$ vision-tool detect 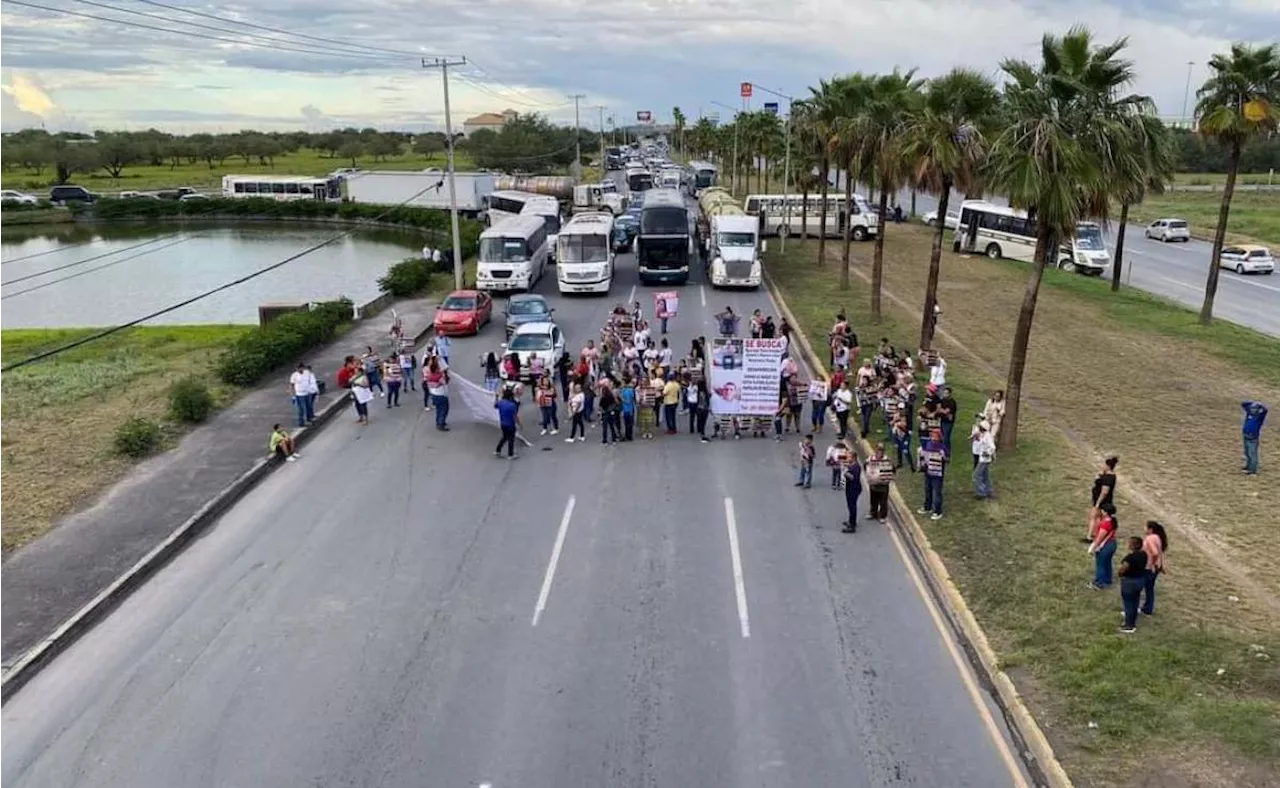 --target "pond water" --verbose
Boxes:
[0,223,424,328]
